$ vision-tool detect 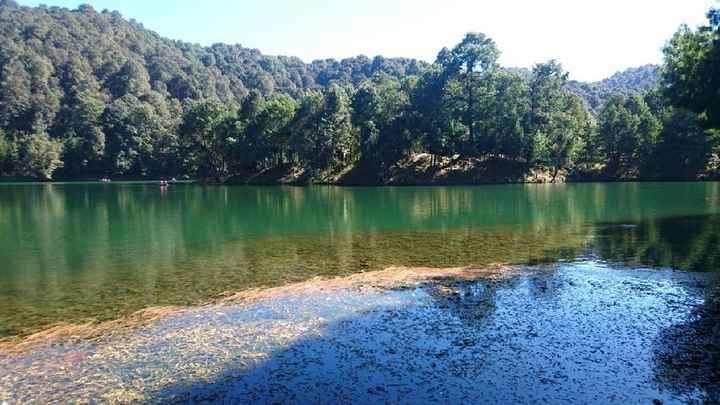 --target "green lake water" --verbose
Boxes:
[1,182,719,338]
